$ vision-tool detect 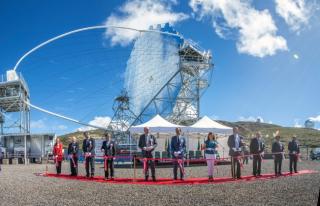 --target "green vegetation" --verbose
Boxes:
[219,121,320,148]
